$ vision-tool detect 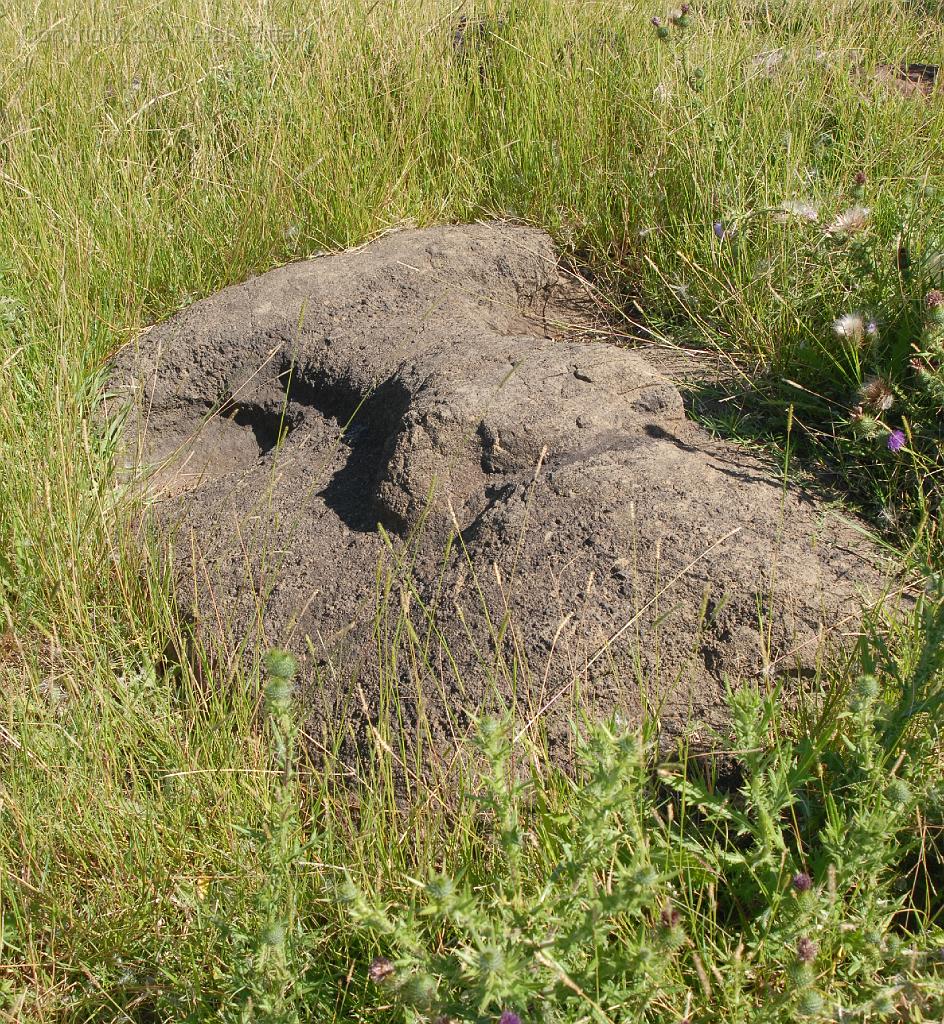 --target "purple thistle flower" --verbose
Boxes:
[887,428,906,453]
[499,1012,522,1024]
[797,936,818,962]
[792,871,813,892]
[713,220,727,240]
[368,956,396,984]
